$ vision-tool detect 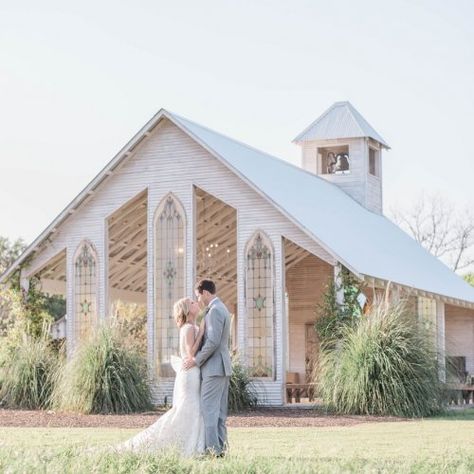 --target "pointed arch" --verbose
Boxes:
[245,230,275,378]
[73,240,98,344]
[154,193,186,377]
